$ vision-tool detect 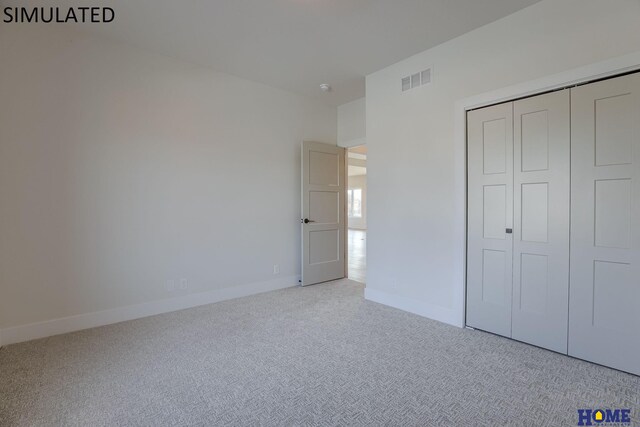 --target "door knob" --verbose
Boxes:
[302,218,315,224]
